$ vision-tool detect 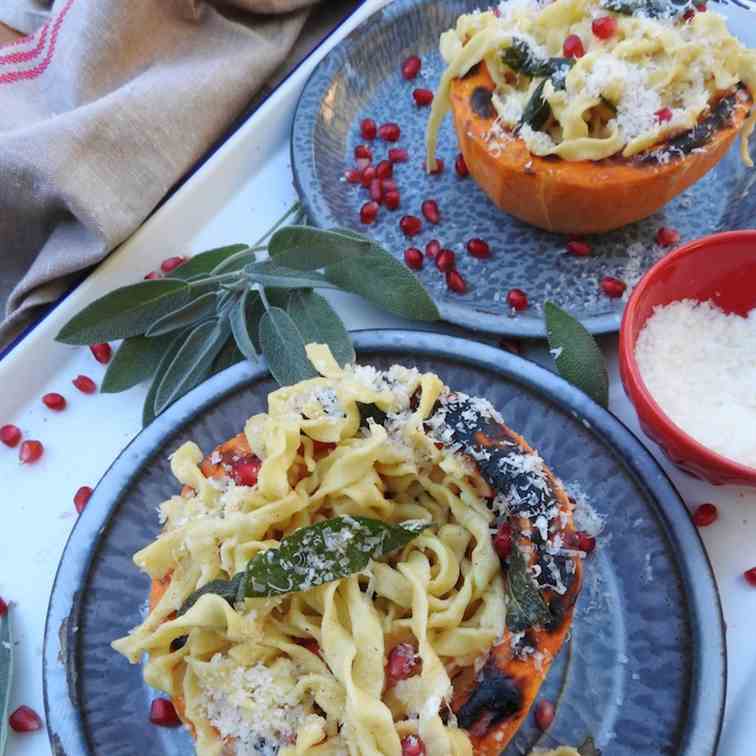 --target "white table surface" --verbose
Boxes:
[2,1,756,754]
